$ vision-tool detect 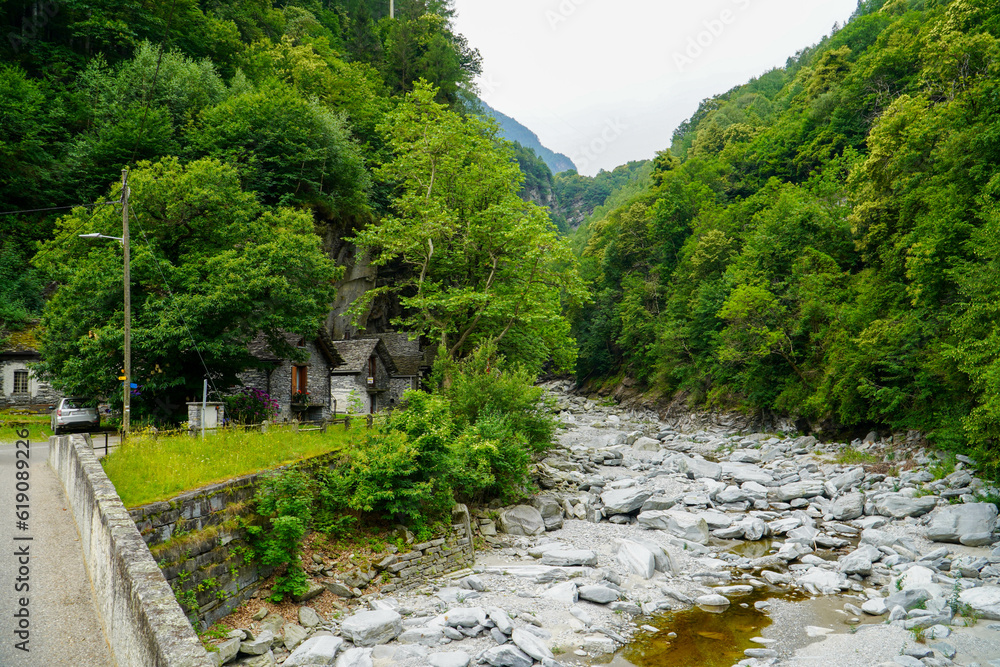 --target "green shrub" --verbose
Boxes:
[451,410,533,504]
[341,392,455,530]
[442,341,556,452]
[247,469,313,601]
